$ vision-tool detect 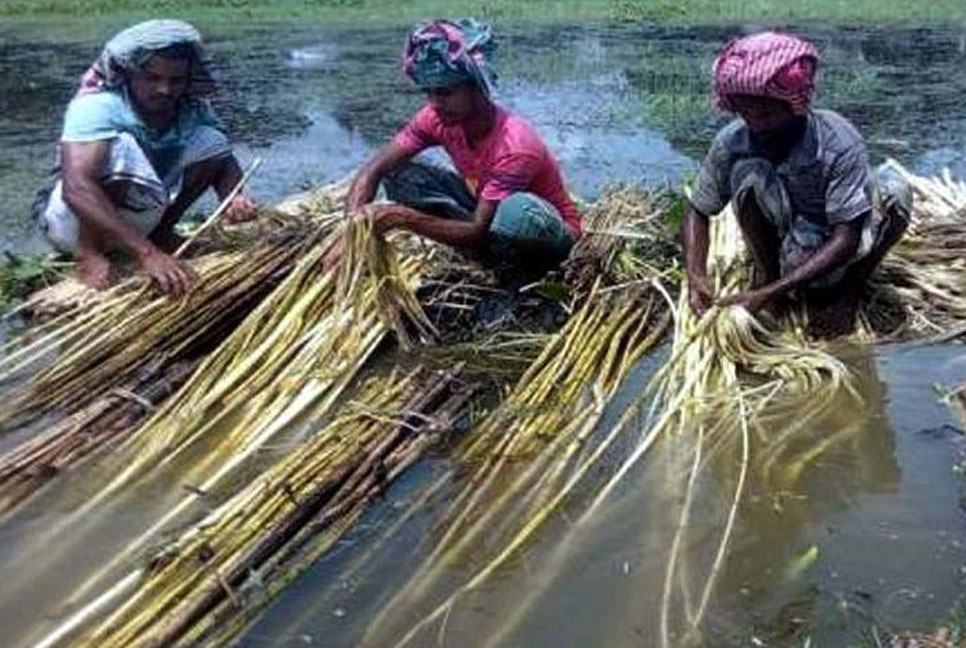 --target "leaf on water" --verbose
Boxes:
[533,279,570,304]
[784,544,820,582]
[664,195,687,236]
